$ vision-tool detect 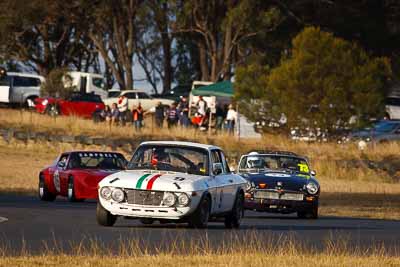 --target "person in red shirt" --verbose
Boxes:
[132,103,144,130]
